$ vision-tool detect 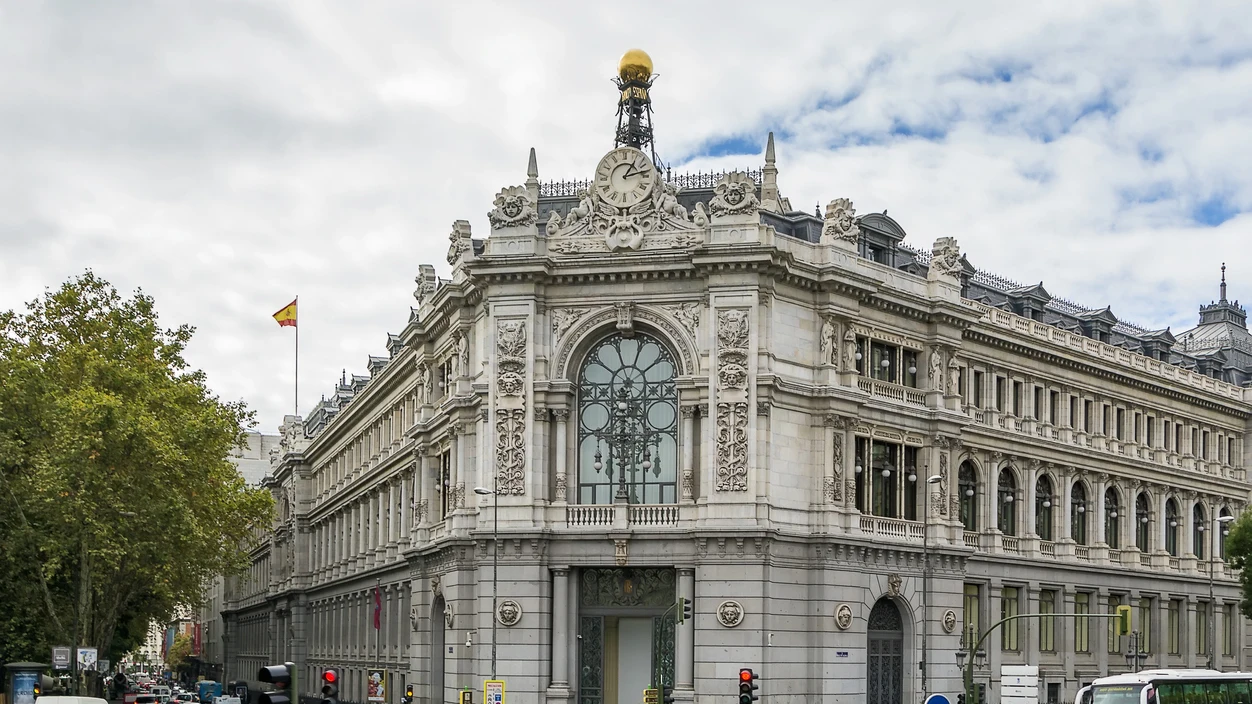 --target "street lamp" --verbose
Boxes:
[473,486,499,679]
[1208,513,1236,669]
[589,381,663,504]
[1125,630,1148,672]
[920,473,942,701]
